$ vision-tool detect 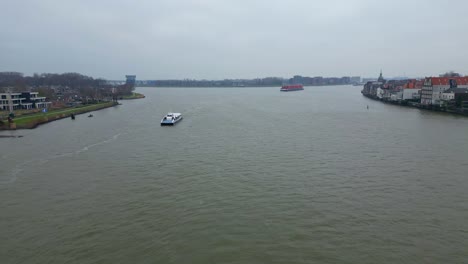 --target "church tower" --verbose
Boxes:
[377,70,385,83]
